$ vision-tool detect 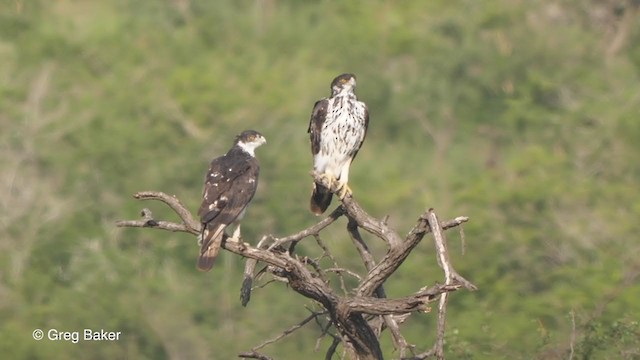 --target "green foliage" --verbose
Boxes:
[1,0,639,358]
[575,317,640,360]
